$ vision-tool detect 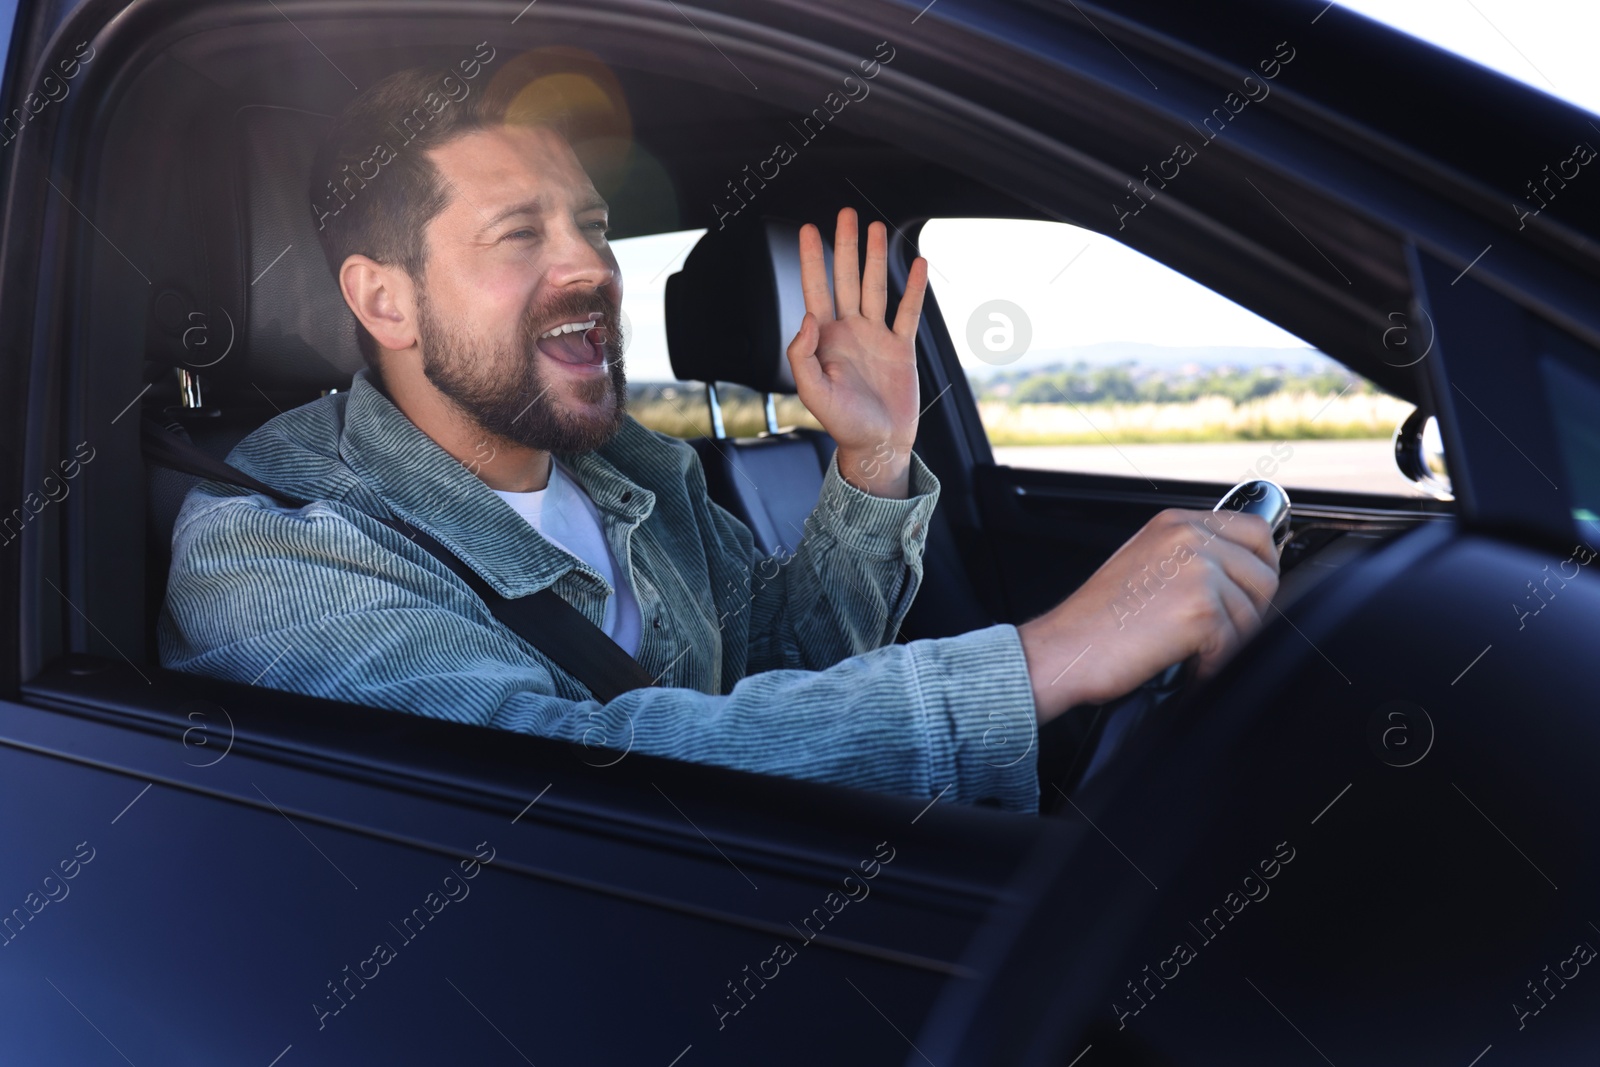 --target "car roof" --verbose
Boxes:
[32,0,1600,406]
